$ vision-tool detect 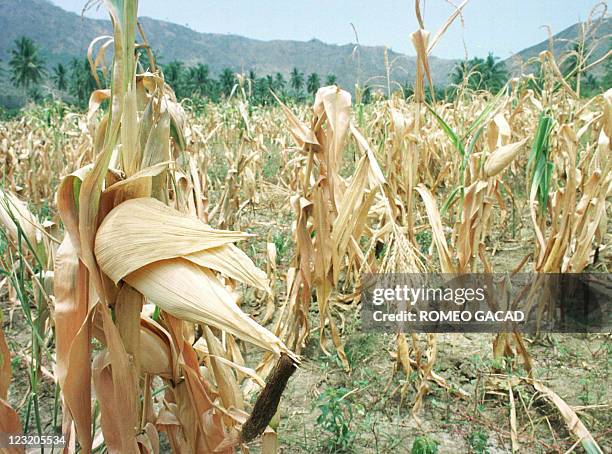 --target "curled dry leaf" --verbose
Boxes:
[140,317,177,380]
[94,197,251,284]
[484,139,528,178]
[124,258,295,360]
[415,184,456,273]
[185,244,271,294]
[272,91,319,149]
[0,398,23,454]
[523,378,604,454]
[53,236,92,452]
